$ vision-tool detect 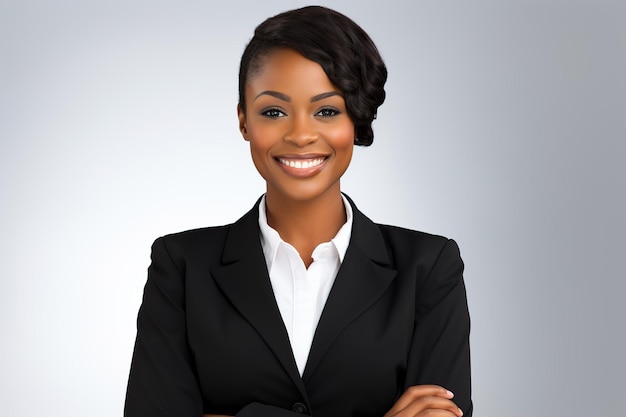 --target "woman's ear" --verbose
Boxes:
[237,104,249,141]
